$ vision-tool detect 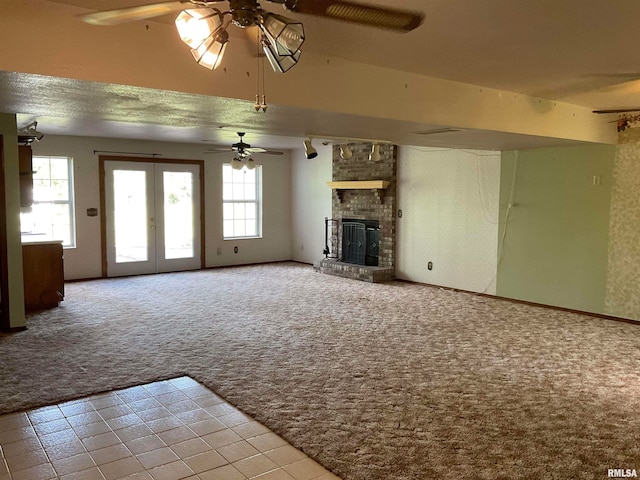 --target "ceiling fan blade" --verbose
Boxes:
[80,1,193,26]
[203,147,234,153]
[278,0,424,32]
[593,108,640,114]
[260,150,285,155]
